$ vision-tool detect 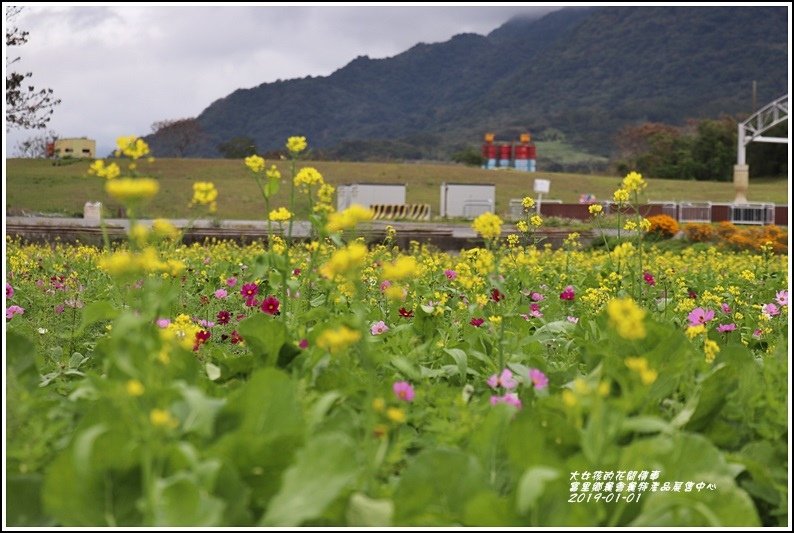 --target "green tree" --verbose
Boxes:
[451,146,485,167]
[217,136,257,159]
